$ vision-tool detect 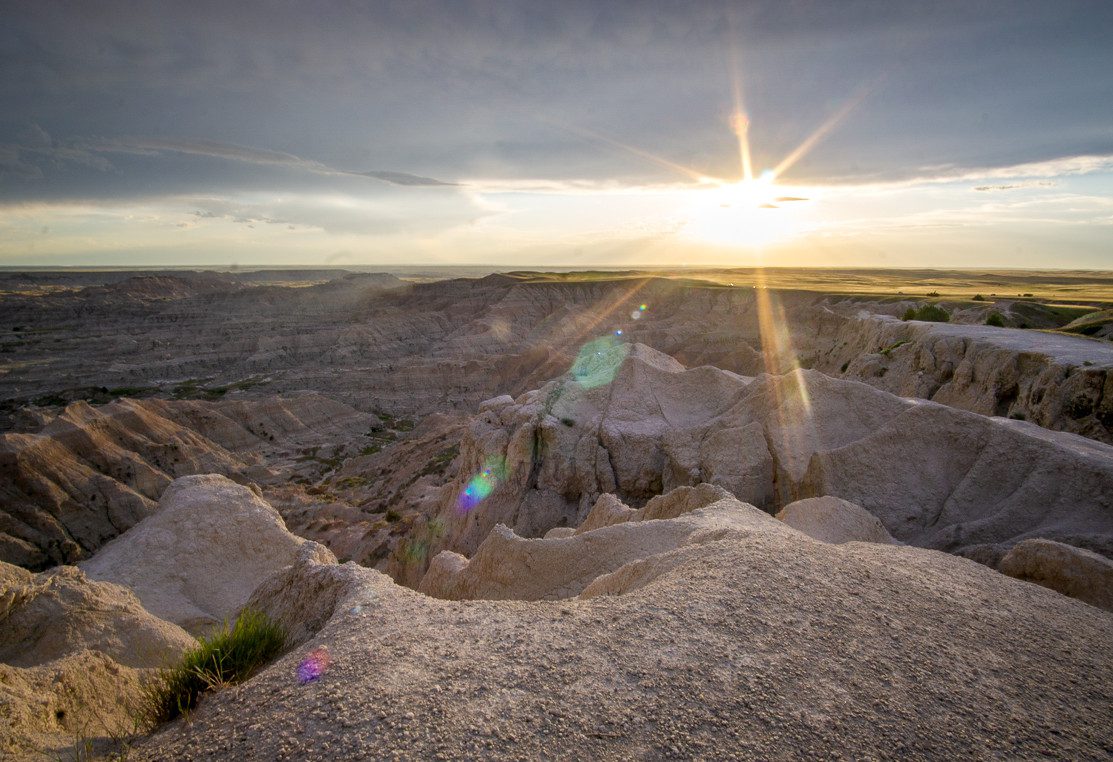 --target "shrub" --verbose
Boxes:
[973,294,986,301]
[985,312,1005,327]
[903,304,950,323]
[140,608,285,725]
